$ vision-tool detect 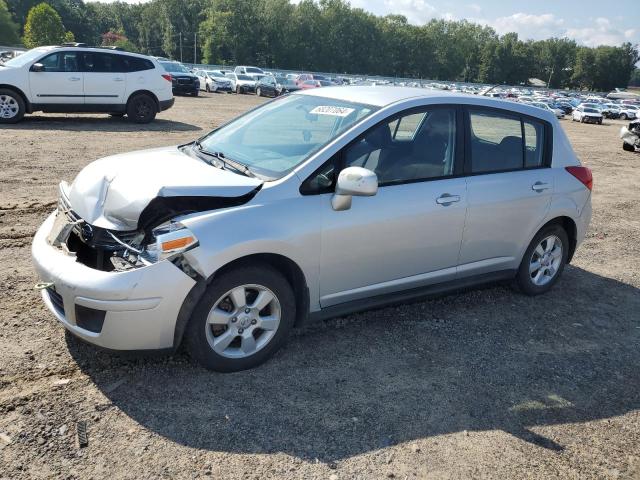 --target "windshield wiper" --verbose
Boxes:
[193,141,257,178]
